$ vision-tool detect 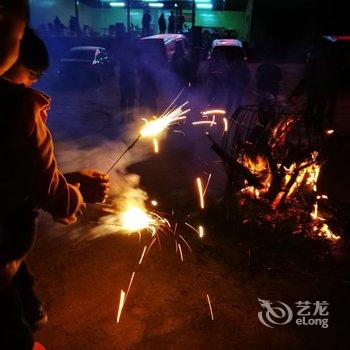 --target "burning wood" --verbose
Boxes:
[210,105,342,242]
